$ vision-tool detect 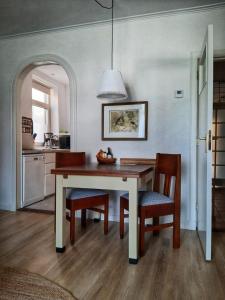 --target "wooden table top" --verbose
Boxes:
[51,163,154,178]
